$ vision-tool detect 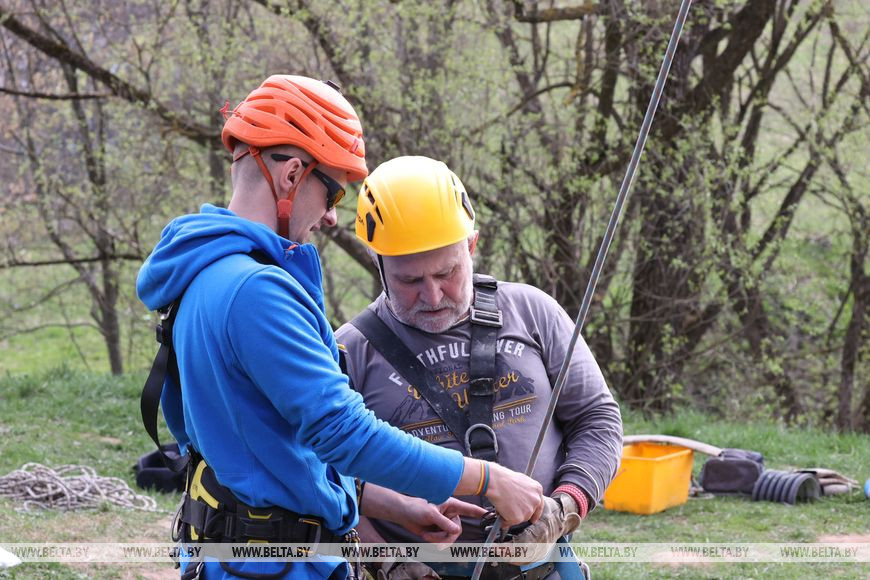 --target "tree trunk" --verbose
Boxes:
[99,258,124,375]
[838,221,868,431]
[622,157,705,413]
